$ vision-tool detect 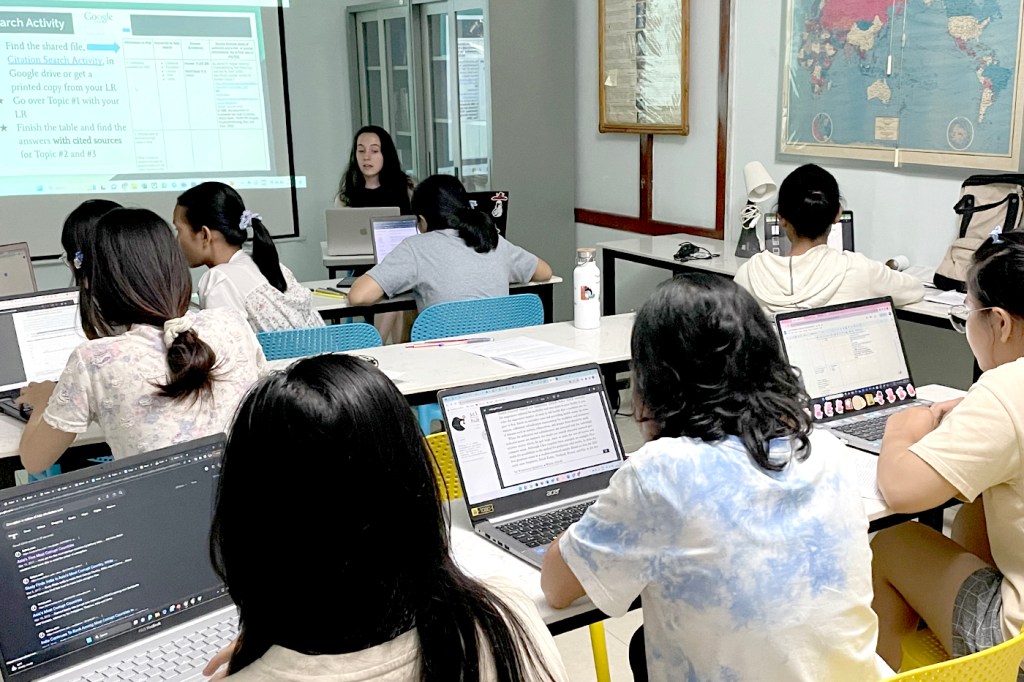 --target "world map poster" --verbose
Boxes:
[780,0,1024,169]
